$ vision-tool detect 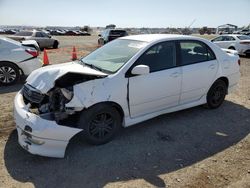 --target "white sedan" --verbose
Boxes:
[14,34,240,158]
[0,37,42,85]
[211,34,250,56]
